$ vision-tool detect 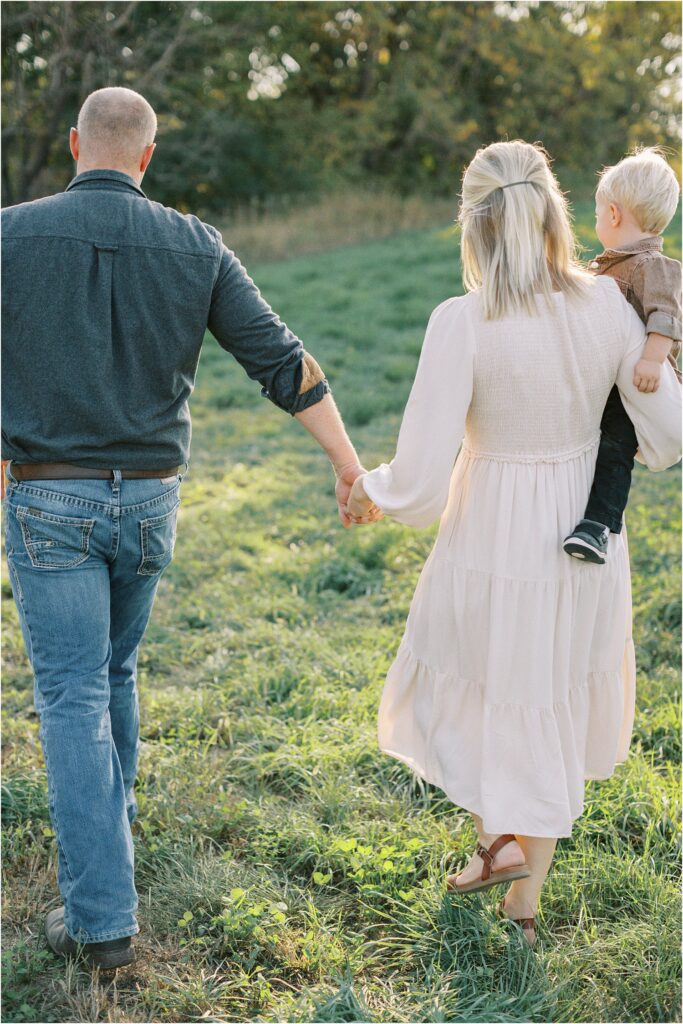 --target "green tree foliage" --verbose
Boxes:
[2,1,680,213]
